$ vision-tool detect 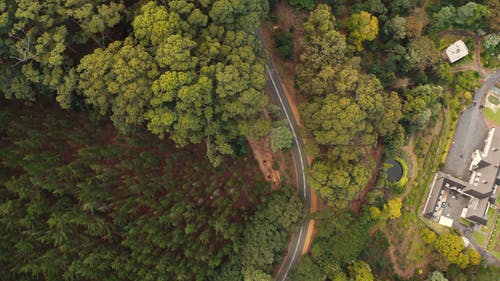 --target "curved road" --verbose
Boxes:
[256,30,312,281]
